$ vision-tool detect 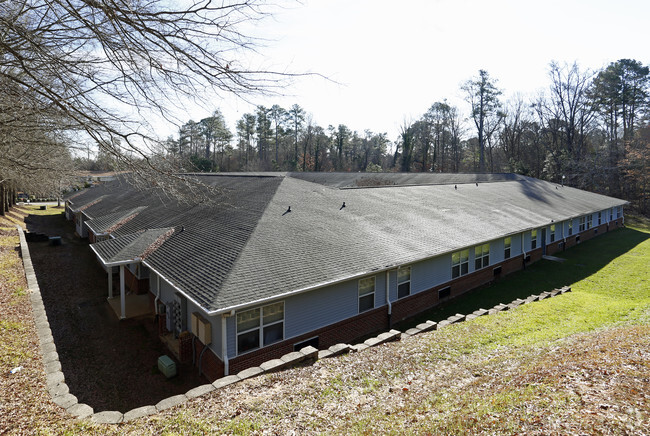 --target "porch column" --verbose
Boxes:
[108,268,113,299]
[119,265,126,319]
